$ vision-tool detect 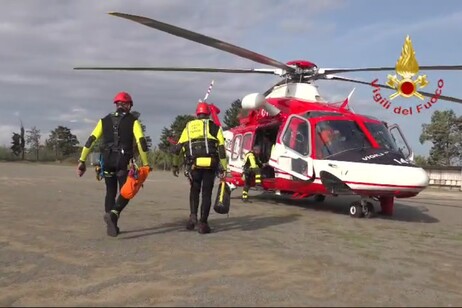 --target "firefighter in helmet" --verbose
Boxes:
[171,101,227,234]
[76,91,151,237]
[316,123,342,158]
[242,144,263,202]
